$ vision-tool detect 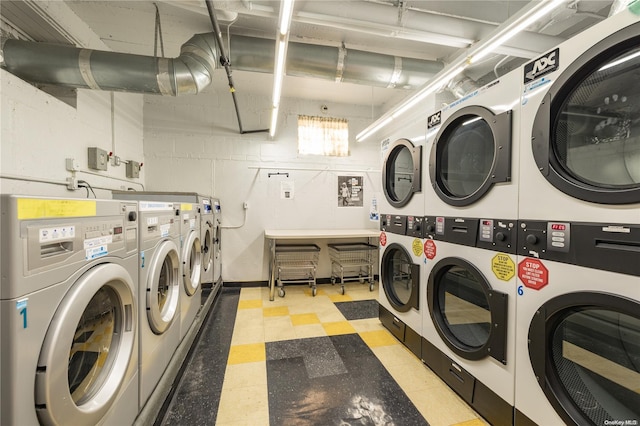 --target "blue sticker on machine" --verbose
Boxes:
[524,48,559,83]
